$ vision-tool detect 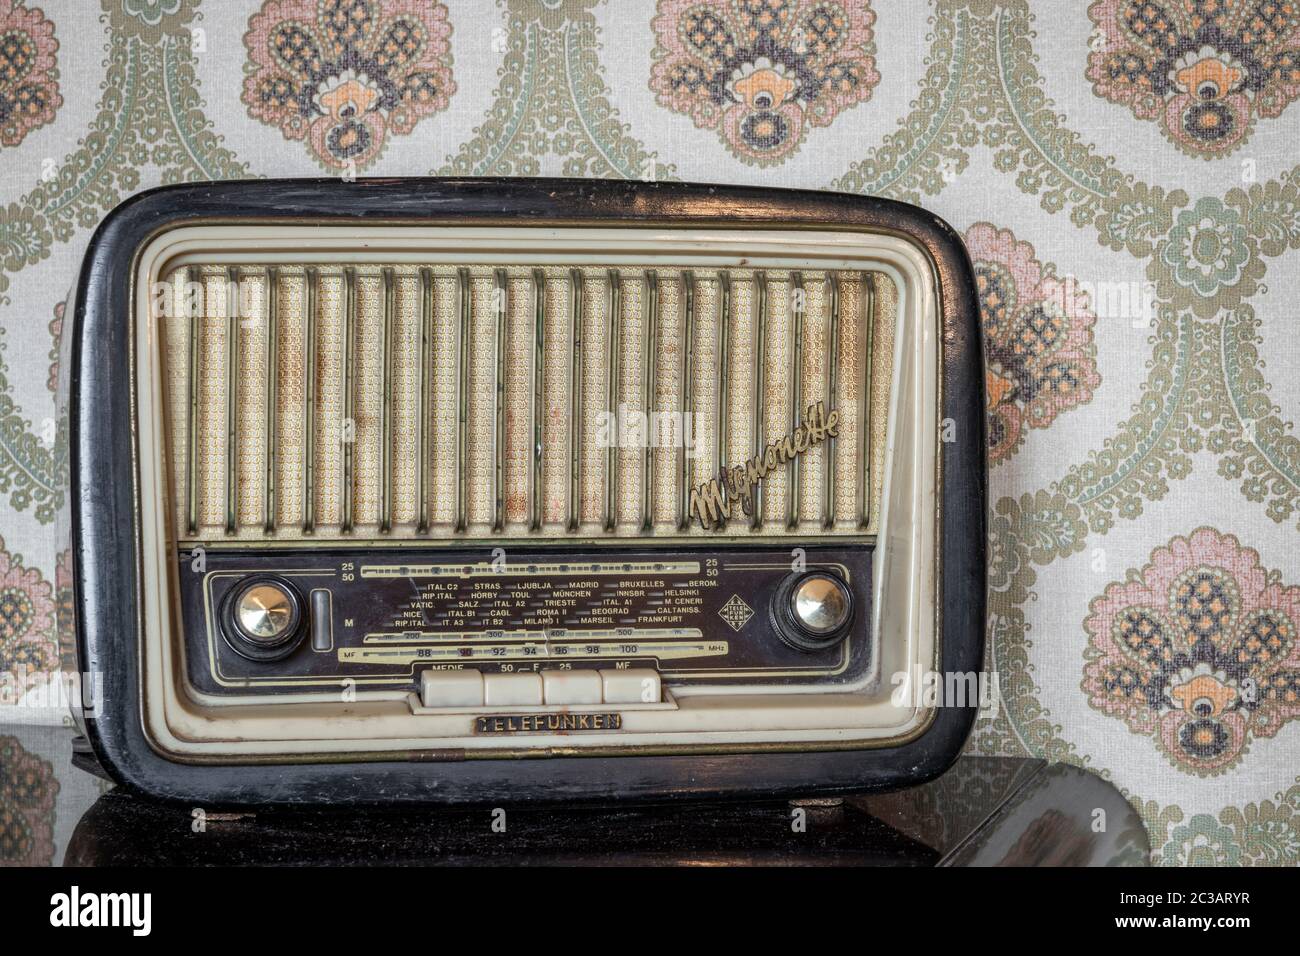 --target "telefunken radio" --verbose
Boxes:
[59,179,986,804]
